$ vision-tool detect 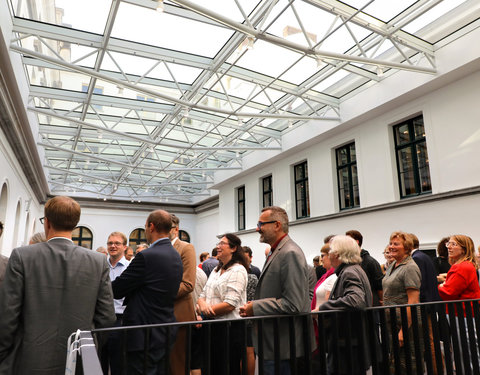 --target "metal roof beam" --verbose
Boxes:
[303,0,435,56]
[170,0,436,74]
